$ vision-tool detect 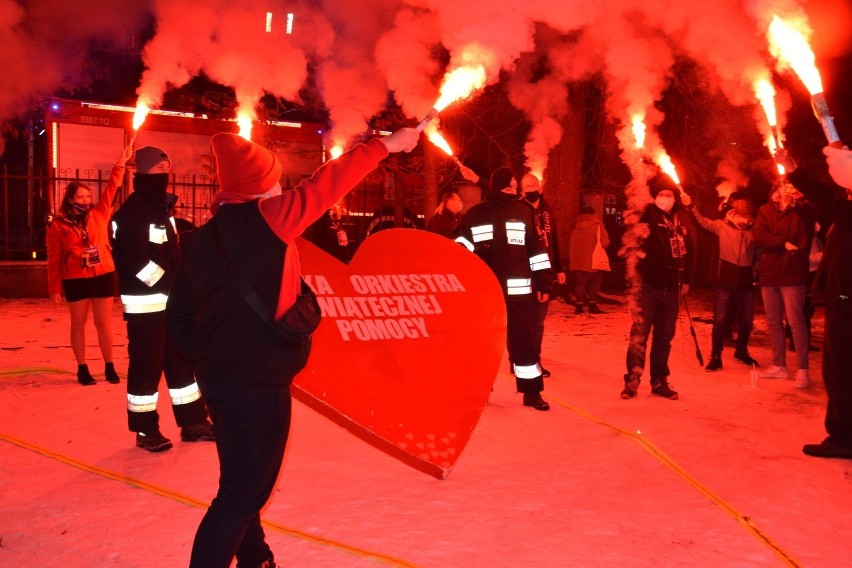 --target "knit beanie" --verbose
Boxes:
[648,173,679,198]
[490,167,516,193]
[211,133,282,198]
[134,146,170,174]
